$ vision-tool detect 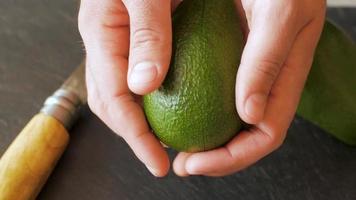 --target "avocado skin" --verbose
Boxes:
[297,21,356,146]
[143,0,244,152]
